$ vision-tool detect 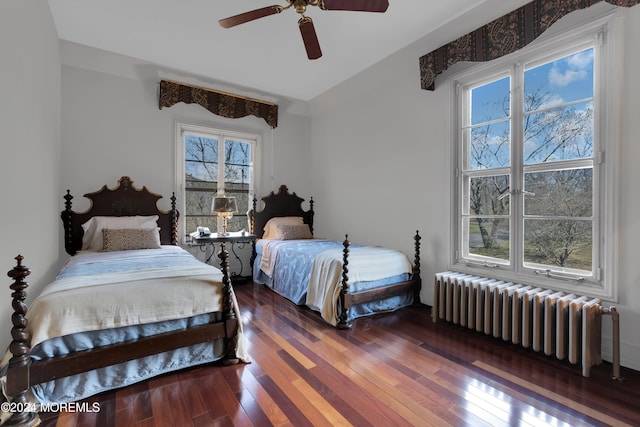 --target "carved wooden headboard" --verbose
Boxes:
[61,176,179,255]
[248,185,314,239]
